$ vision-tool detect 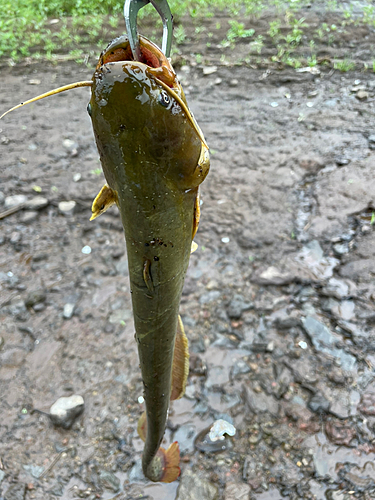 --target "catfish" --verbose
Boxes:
[0,34,209,483]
